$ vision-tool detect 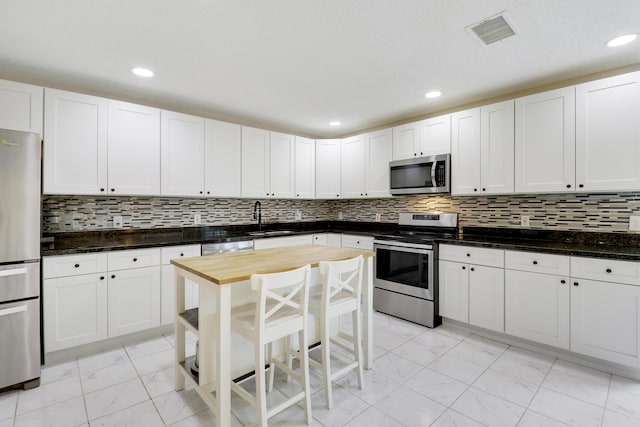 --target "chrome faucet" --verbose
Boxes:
[253,201,262,230]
